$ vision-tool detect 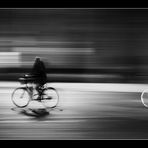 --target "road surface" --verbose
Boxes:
[0,82,148,139]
